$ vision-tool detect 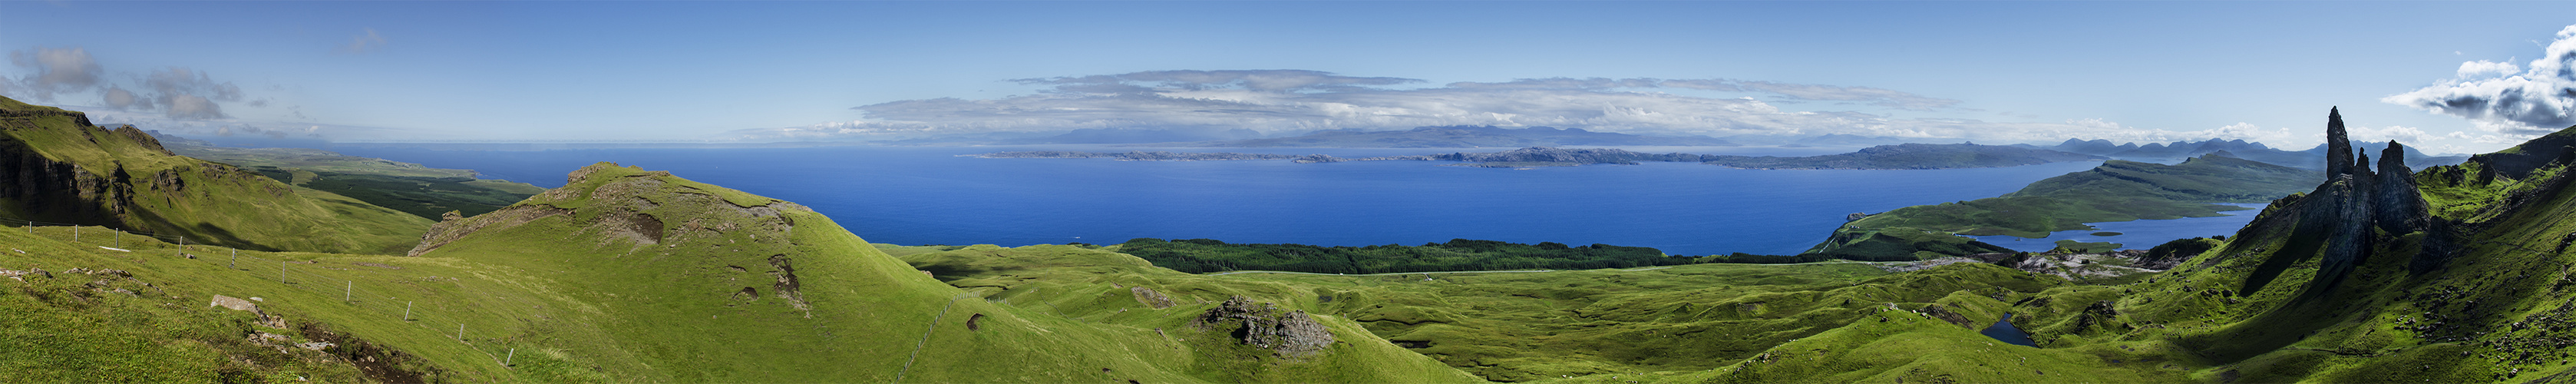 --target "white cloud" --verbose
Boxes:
[5,46,101,101]
[736,71,2060,143]
[100,86,148,110]
[336,28,388,54]
[2349,124,2431,144]
[0,47,255,121]
[2384,24,2576,137]
[2456,60,2521,78]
